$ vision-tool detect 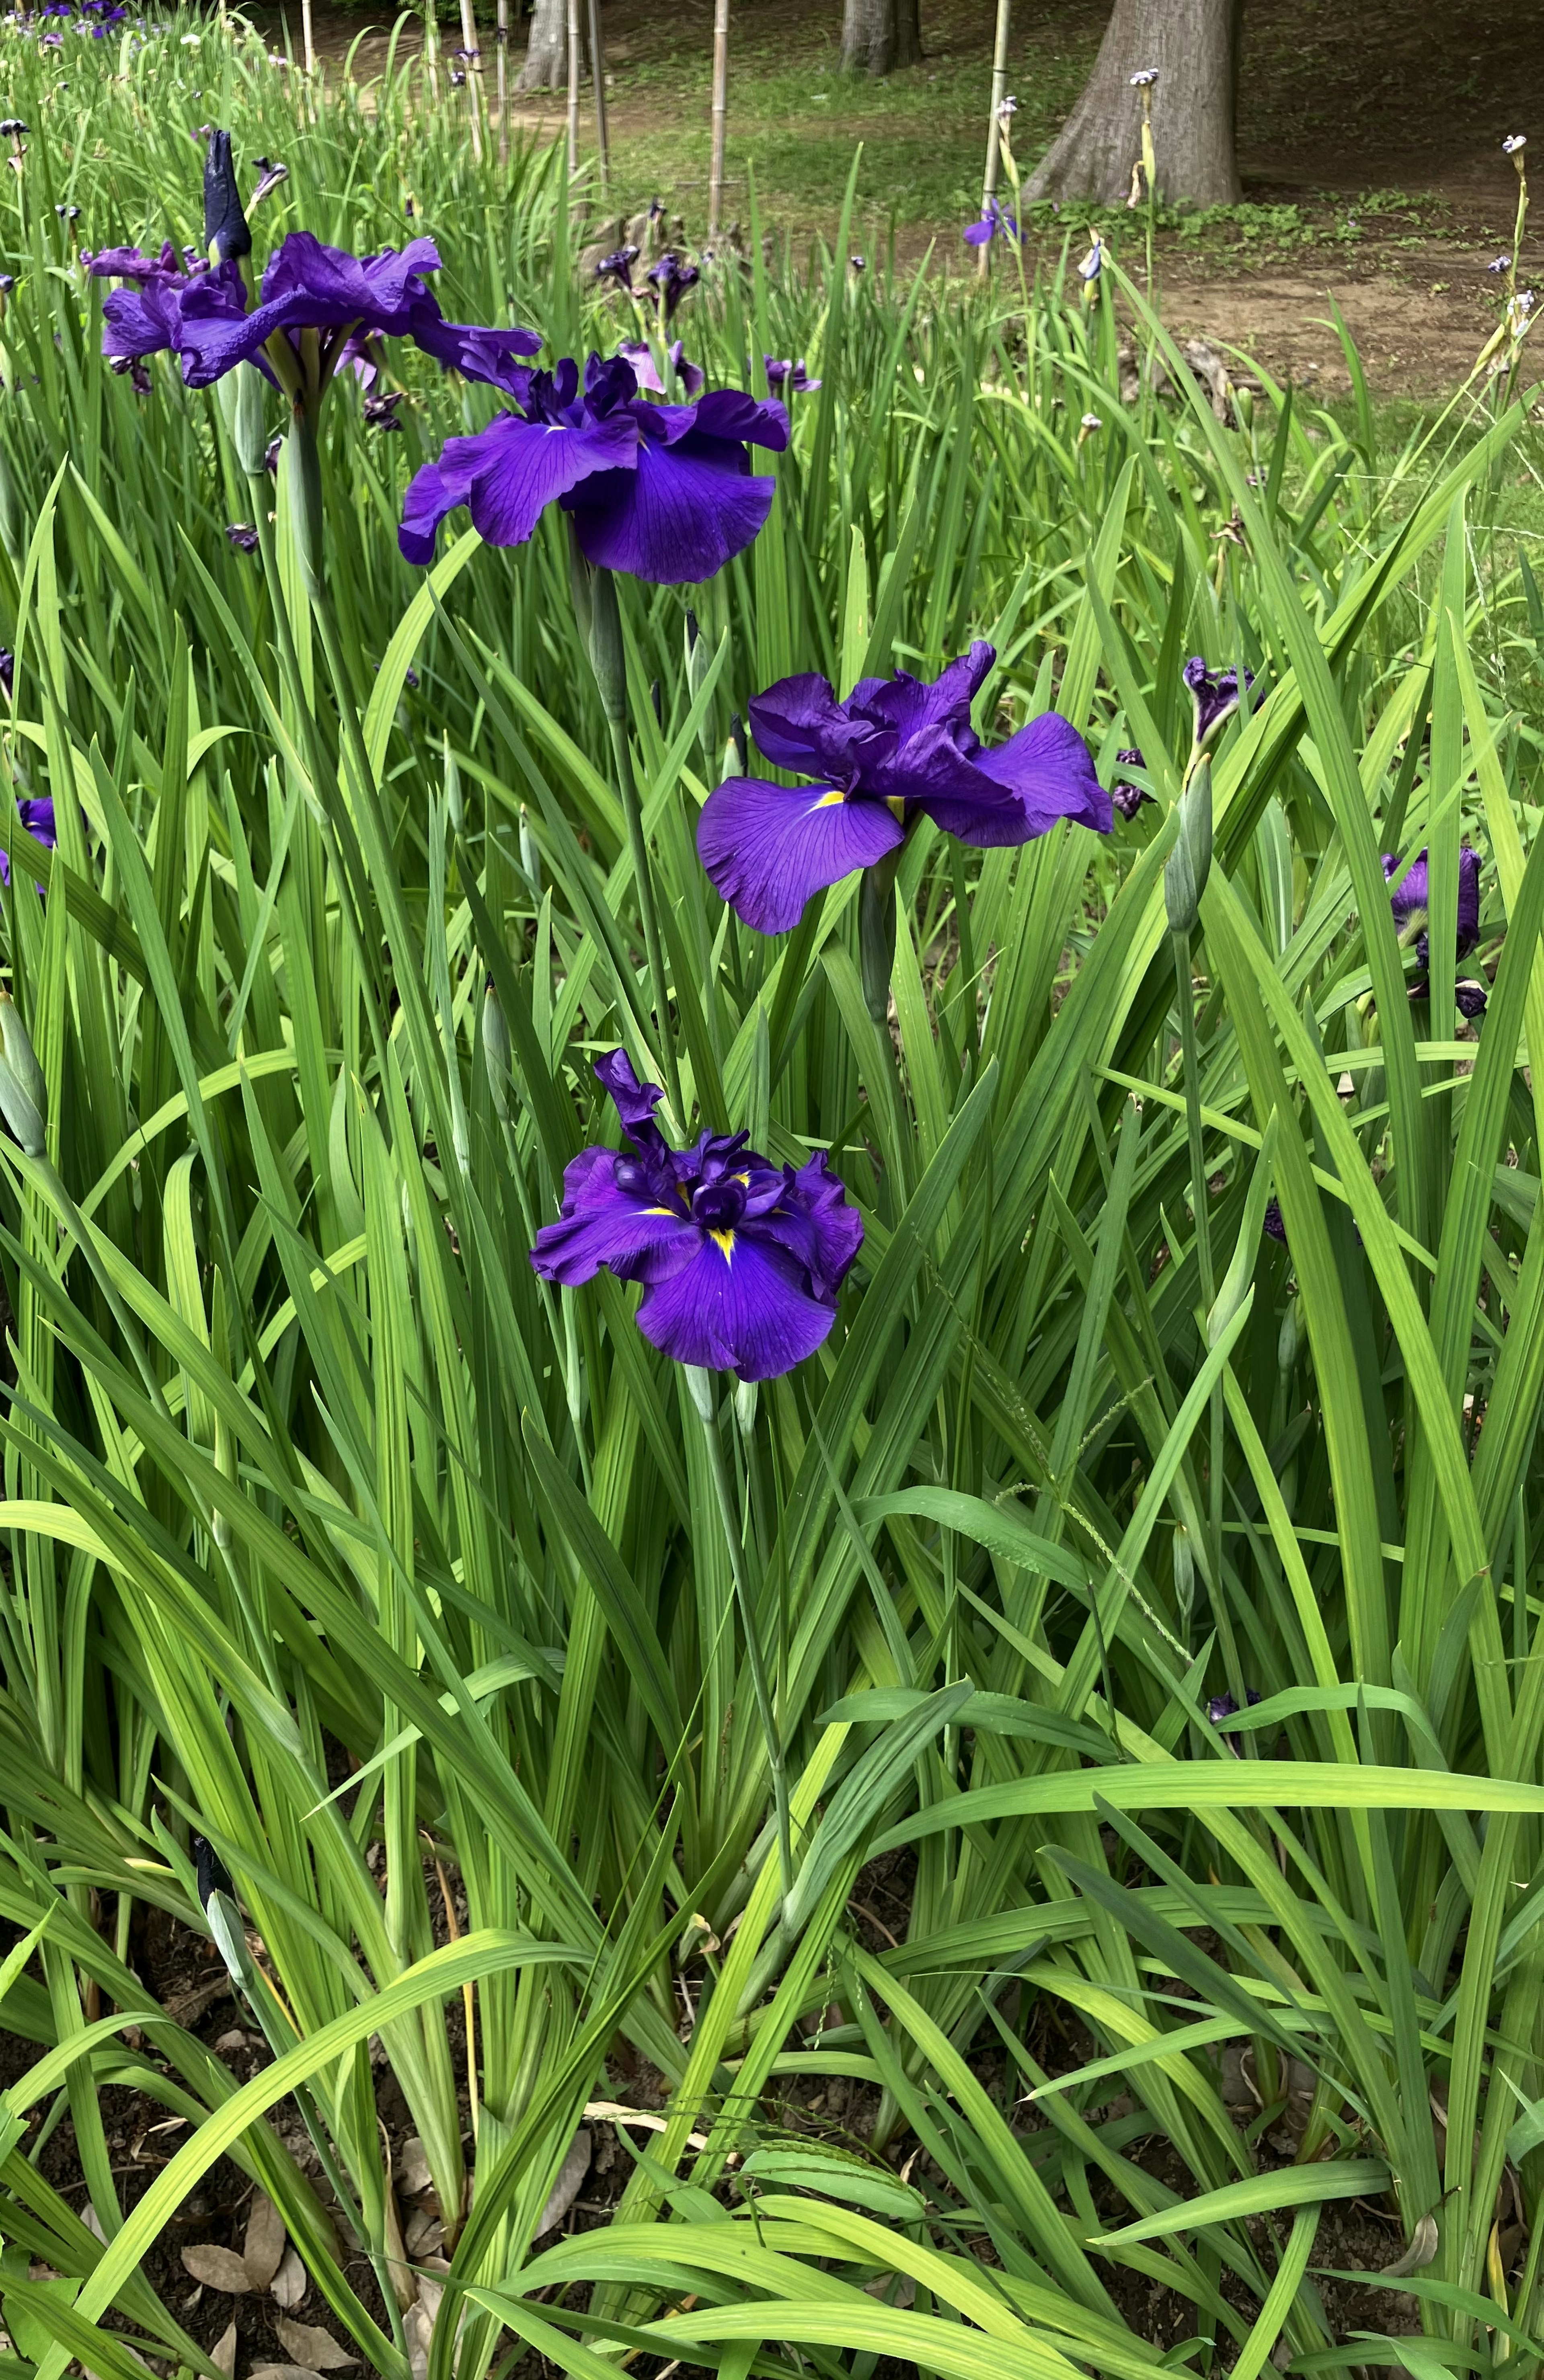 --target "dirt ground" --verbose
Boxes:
[272,0,1544,397]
